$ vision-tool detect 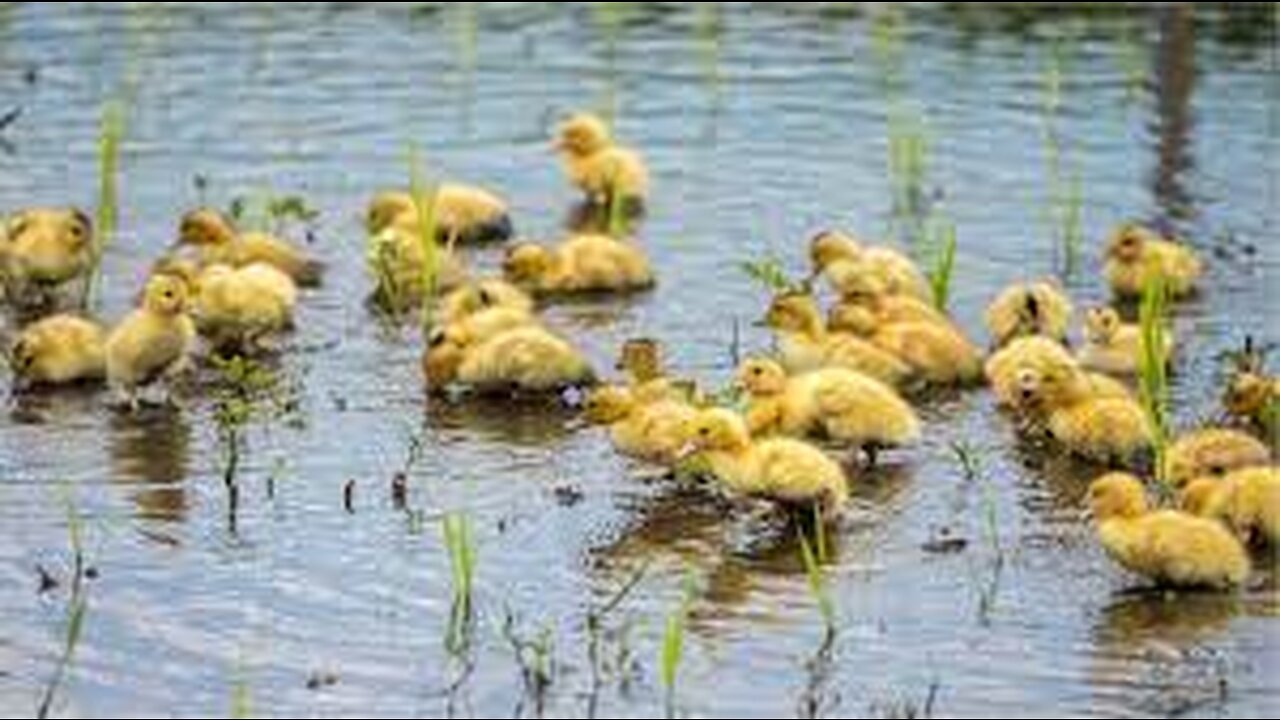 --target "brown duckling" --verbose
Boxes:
[984,279,1074,348]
